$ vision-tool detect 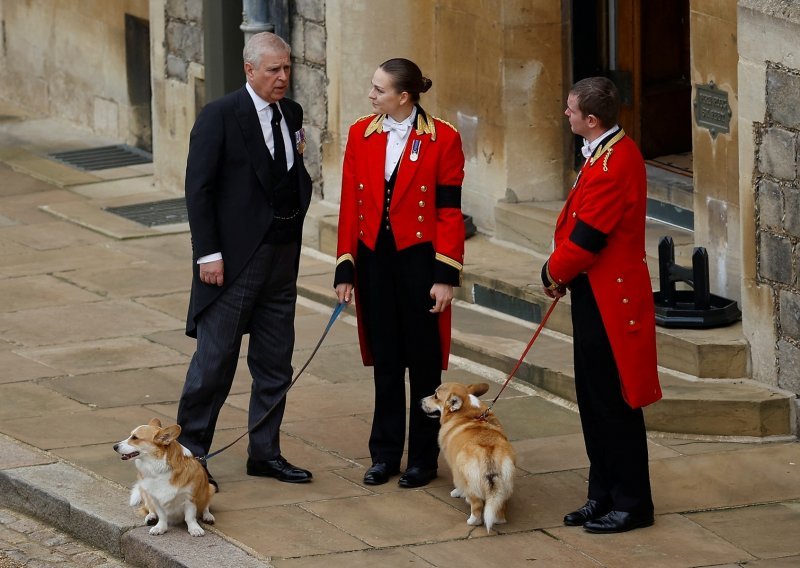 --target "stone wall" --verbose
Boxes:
[322,0,568,233]
[738,0,800,404]
[290,0,327,197]
[0,0,150,146]
[755,63,800,394]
